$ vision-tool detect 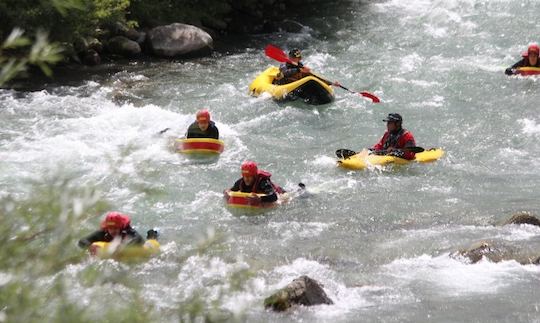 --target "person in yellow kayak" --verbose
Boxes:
[505,43,540,75]
[225,161,284,203]
[370,113,417,160]
[186,109,219,139]
[78,212,144,249]
[274,48,312,85]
